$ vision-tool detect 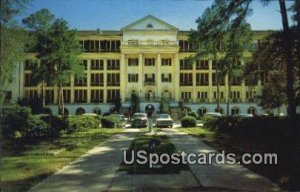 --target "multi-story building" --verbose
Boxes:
[3,15,288,116]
